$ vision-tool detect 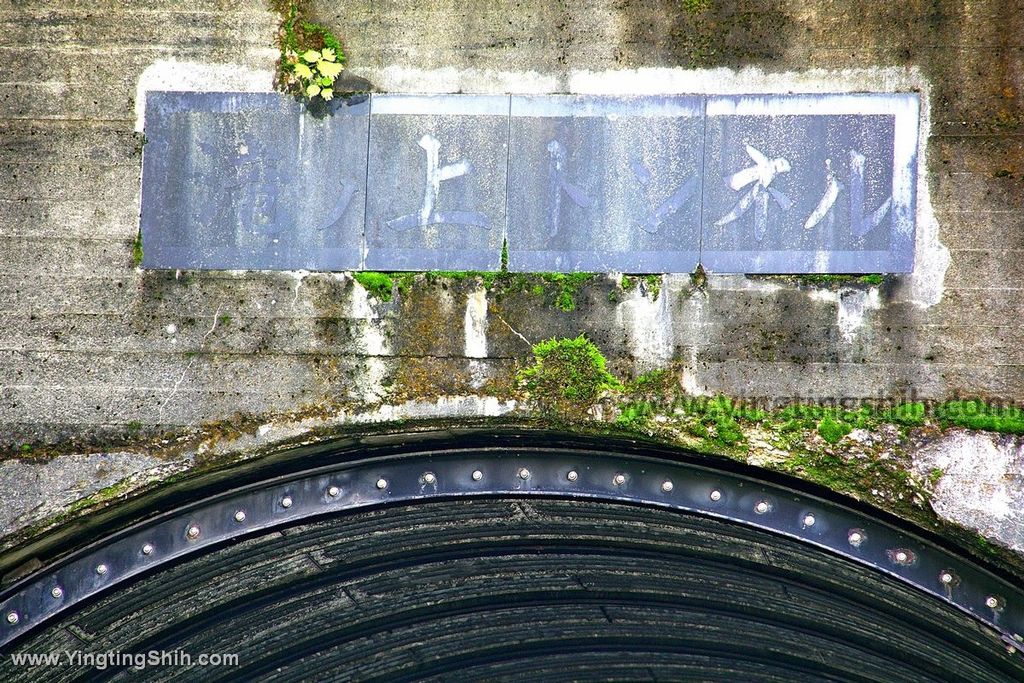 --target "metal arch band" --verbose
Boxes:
[1,449,1022,652]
